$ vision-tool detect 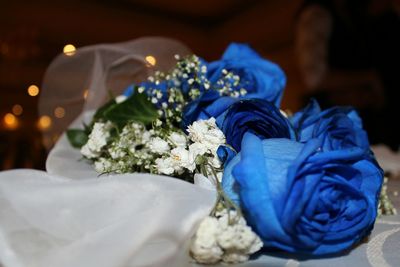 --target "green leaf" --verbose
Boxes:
[102,93,159,127]
[66,129,89,148]
[93,99,117,120]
